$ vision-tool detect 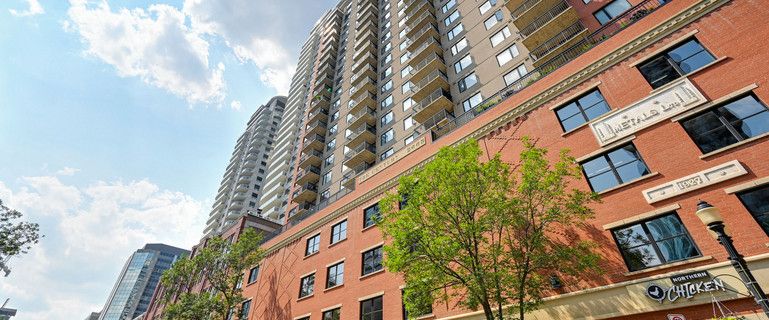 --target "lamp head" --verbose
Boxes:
[695,200,723,226]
